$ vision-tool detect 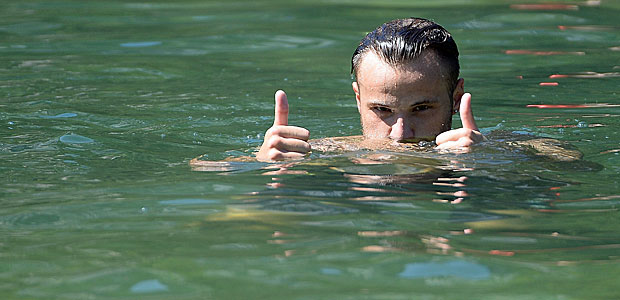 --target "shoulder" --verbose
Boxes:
[309,135,364,152]
[489,130,583,162]
[310,136,431,153]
